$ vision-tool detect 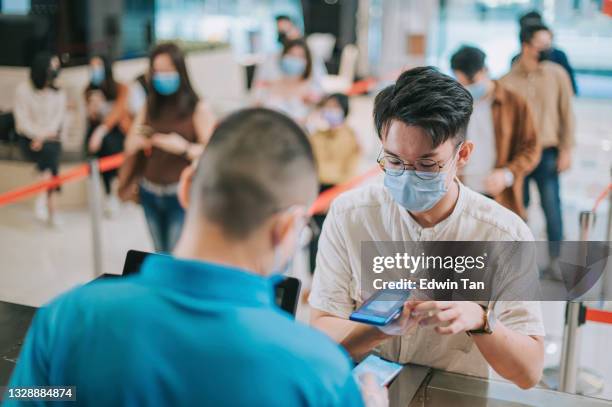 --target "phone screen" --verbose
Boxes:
[353,355,403,387]
[362,292,404,314]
